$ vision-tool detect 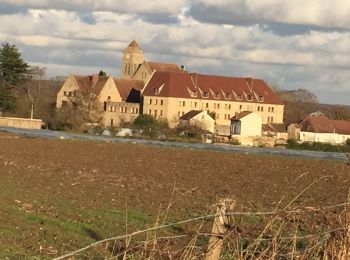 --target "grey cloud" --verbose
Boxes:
[0,3,27,14]
[137,14,179,25]
[188,2,350,35]
[77,12,96,25]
